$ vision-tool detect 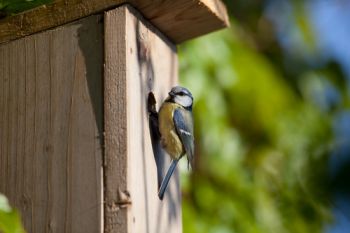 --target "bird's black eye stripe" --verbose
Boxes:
[178,91,185,96]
